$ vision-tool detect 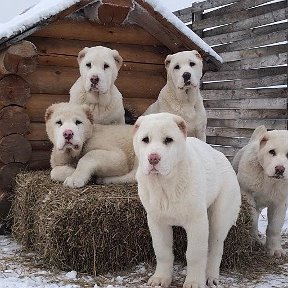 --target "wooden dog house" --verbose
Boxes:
[0,0,222,223]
